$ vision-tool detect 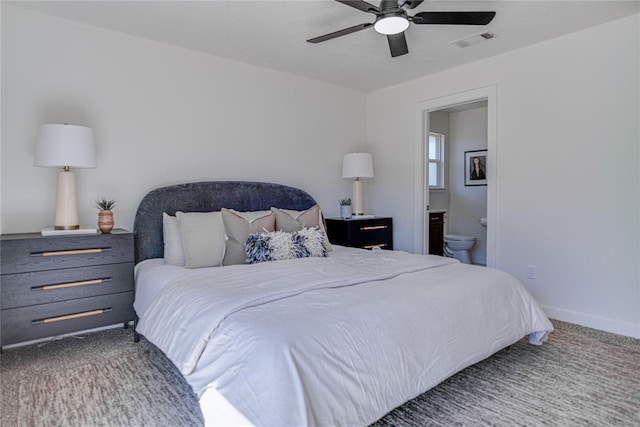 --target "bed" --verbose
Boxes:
[133,181,553,426]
